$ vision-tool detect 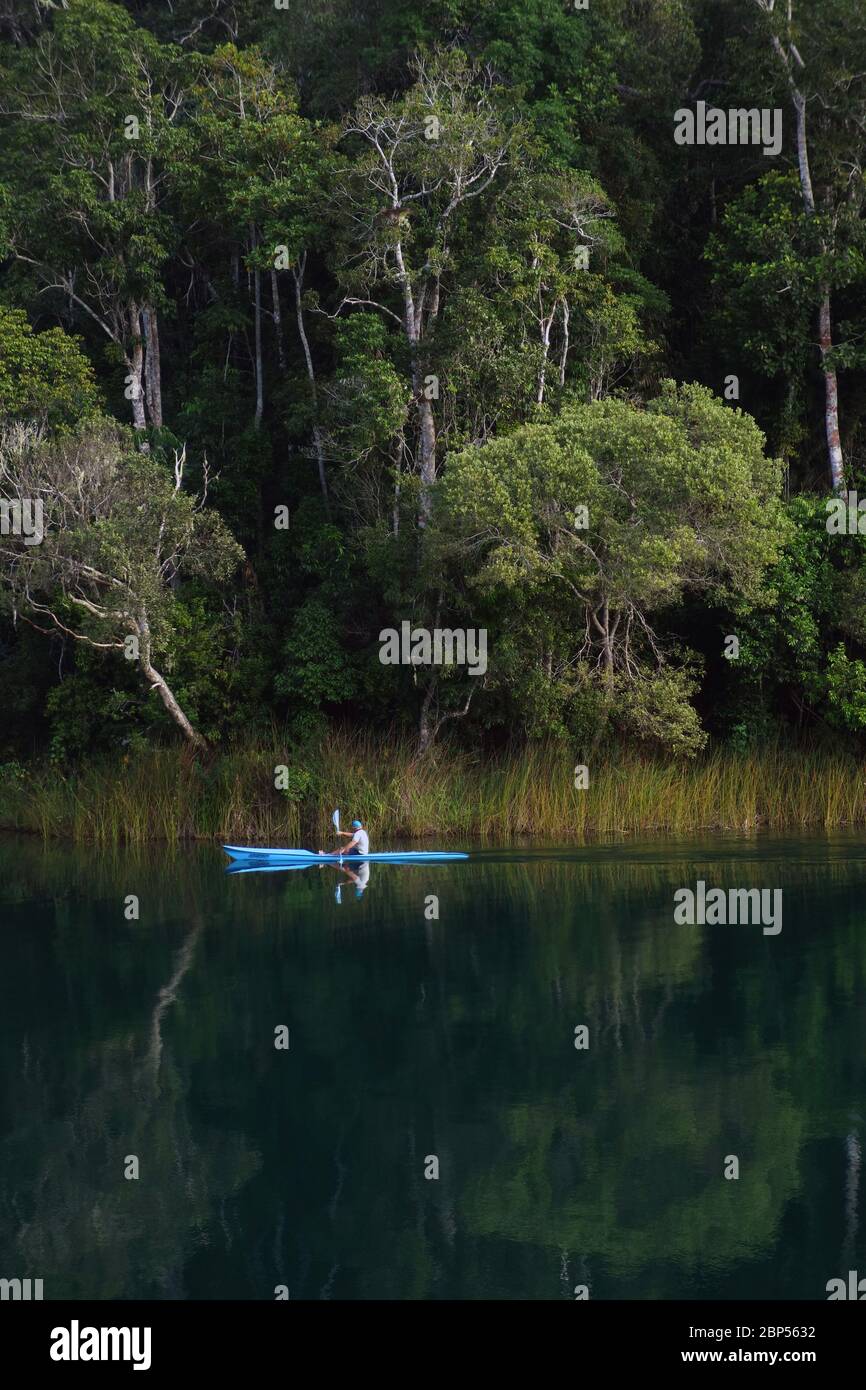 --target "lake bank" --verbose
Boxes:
[1,732,864,844]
